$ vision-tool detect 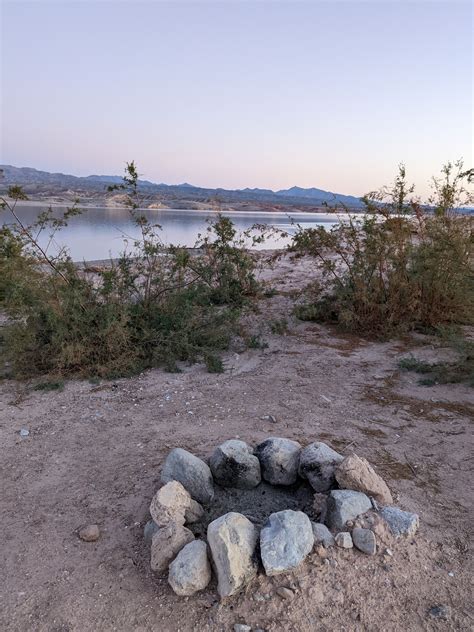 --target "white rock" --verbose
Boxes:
[168,540,211,596]
[335,532,353,548]
[207,512,258,598]
[150,480,192,527]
